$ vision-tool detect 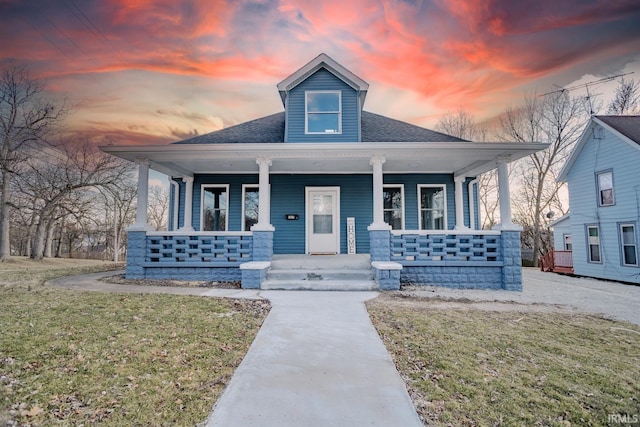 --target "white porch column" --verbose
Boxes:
[253,156,274,231]
[454,176,469,230]
[495,157,519,230]
[369,155,391,230]
[132,158,151,229]
[181,176,194,231]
